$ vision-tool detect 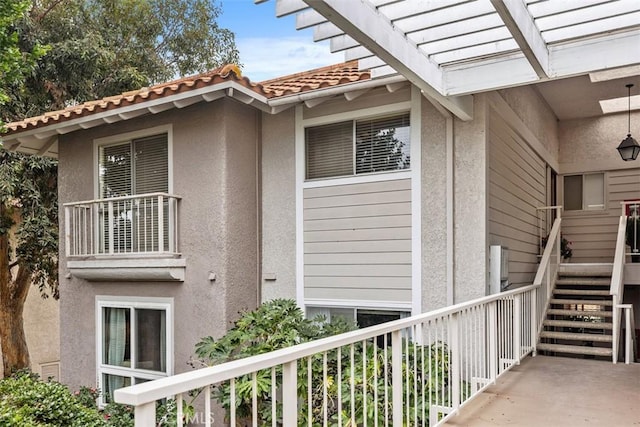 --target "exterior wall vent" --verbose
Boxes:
[40,361,60,382]
[489,245,509,294]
